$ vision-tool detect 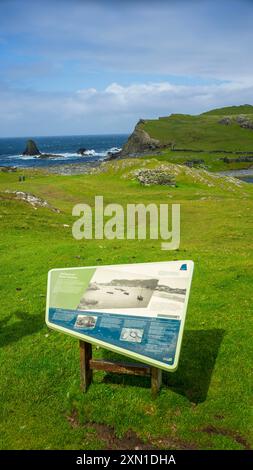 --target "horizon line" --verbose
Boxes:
[0,131,130,140]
